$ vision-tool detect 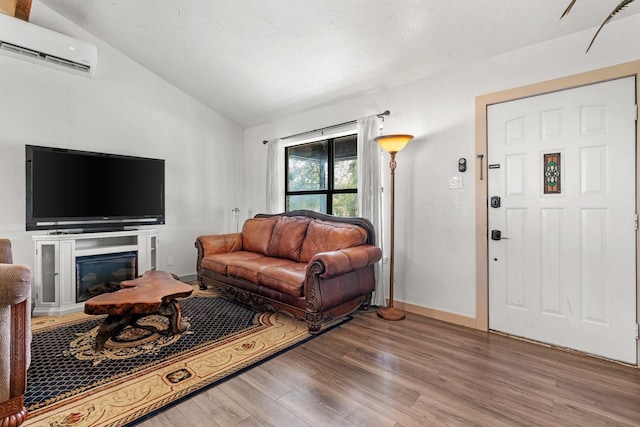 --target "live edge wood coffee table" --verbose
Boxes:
[84,270,194,351]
